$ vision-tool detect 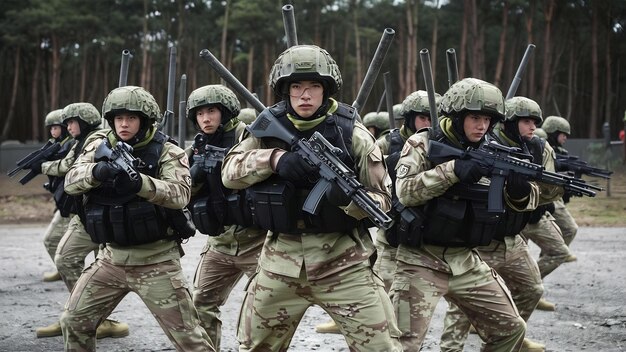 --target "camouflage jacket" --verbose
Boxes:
[64,128,191,266]
[42,130,104,177]
[221,100,391,280]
